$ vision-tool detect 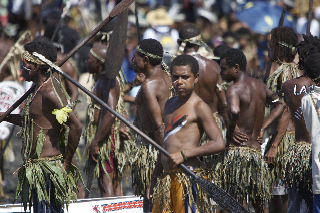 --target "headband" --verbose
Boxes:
[136,46,162,59]
[135,46,171,78]
[23,51,47,65]
[90,48,105,62]
[177,34,211,55]
[278,41,296,54]
[101,31,113,42]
